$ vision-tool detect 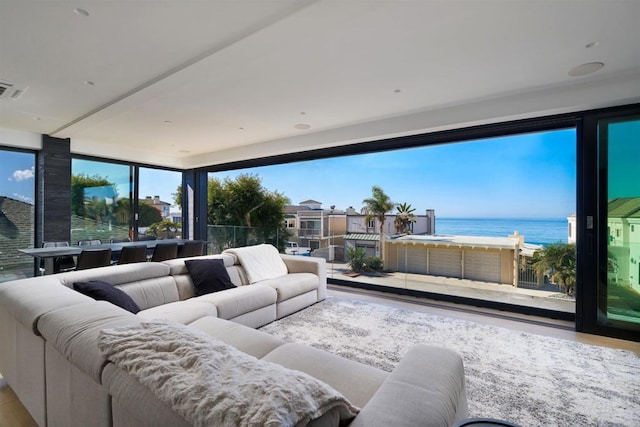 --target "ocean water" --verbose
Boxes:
[435,218,569,246]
